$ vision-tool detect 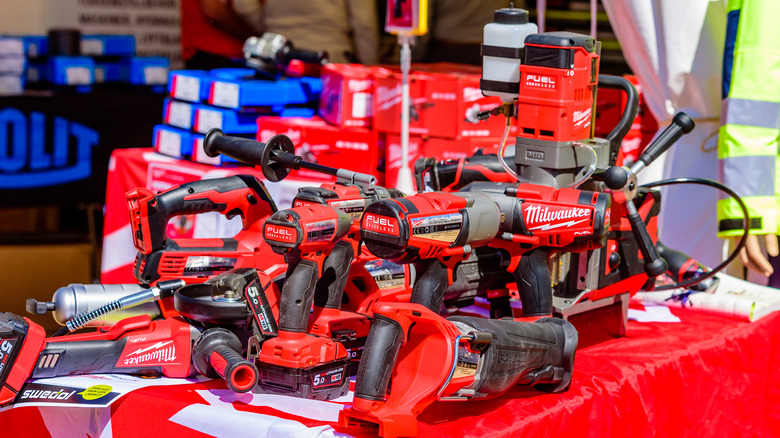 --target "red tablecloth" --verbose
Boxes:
[3,306,779,437]
[101,148,326,284]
